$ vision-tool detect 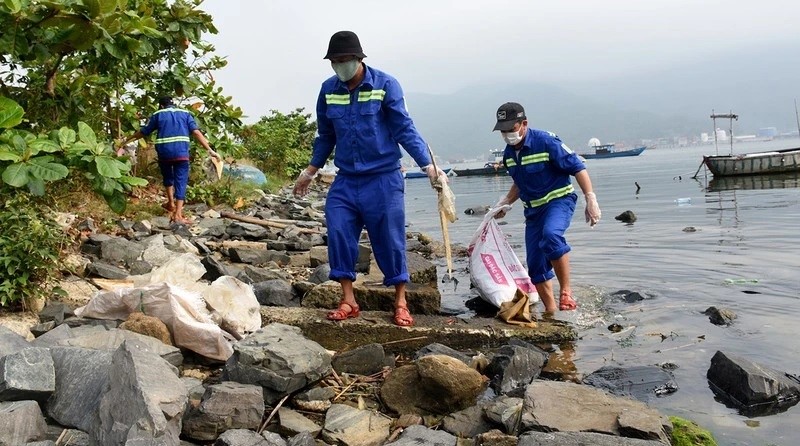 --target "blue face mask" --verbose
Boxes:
[332,60,359,82]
